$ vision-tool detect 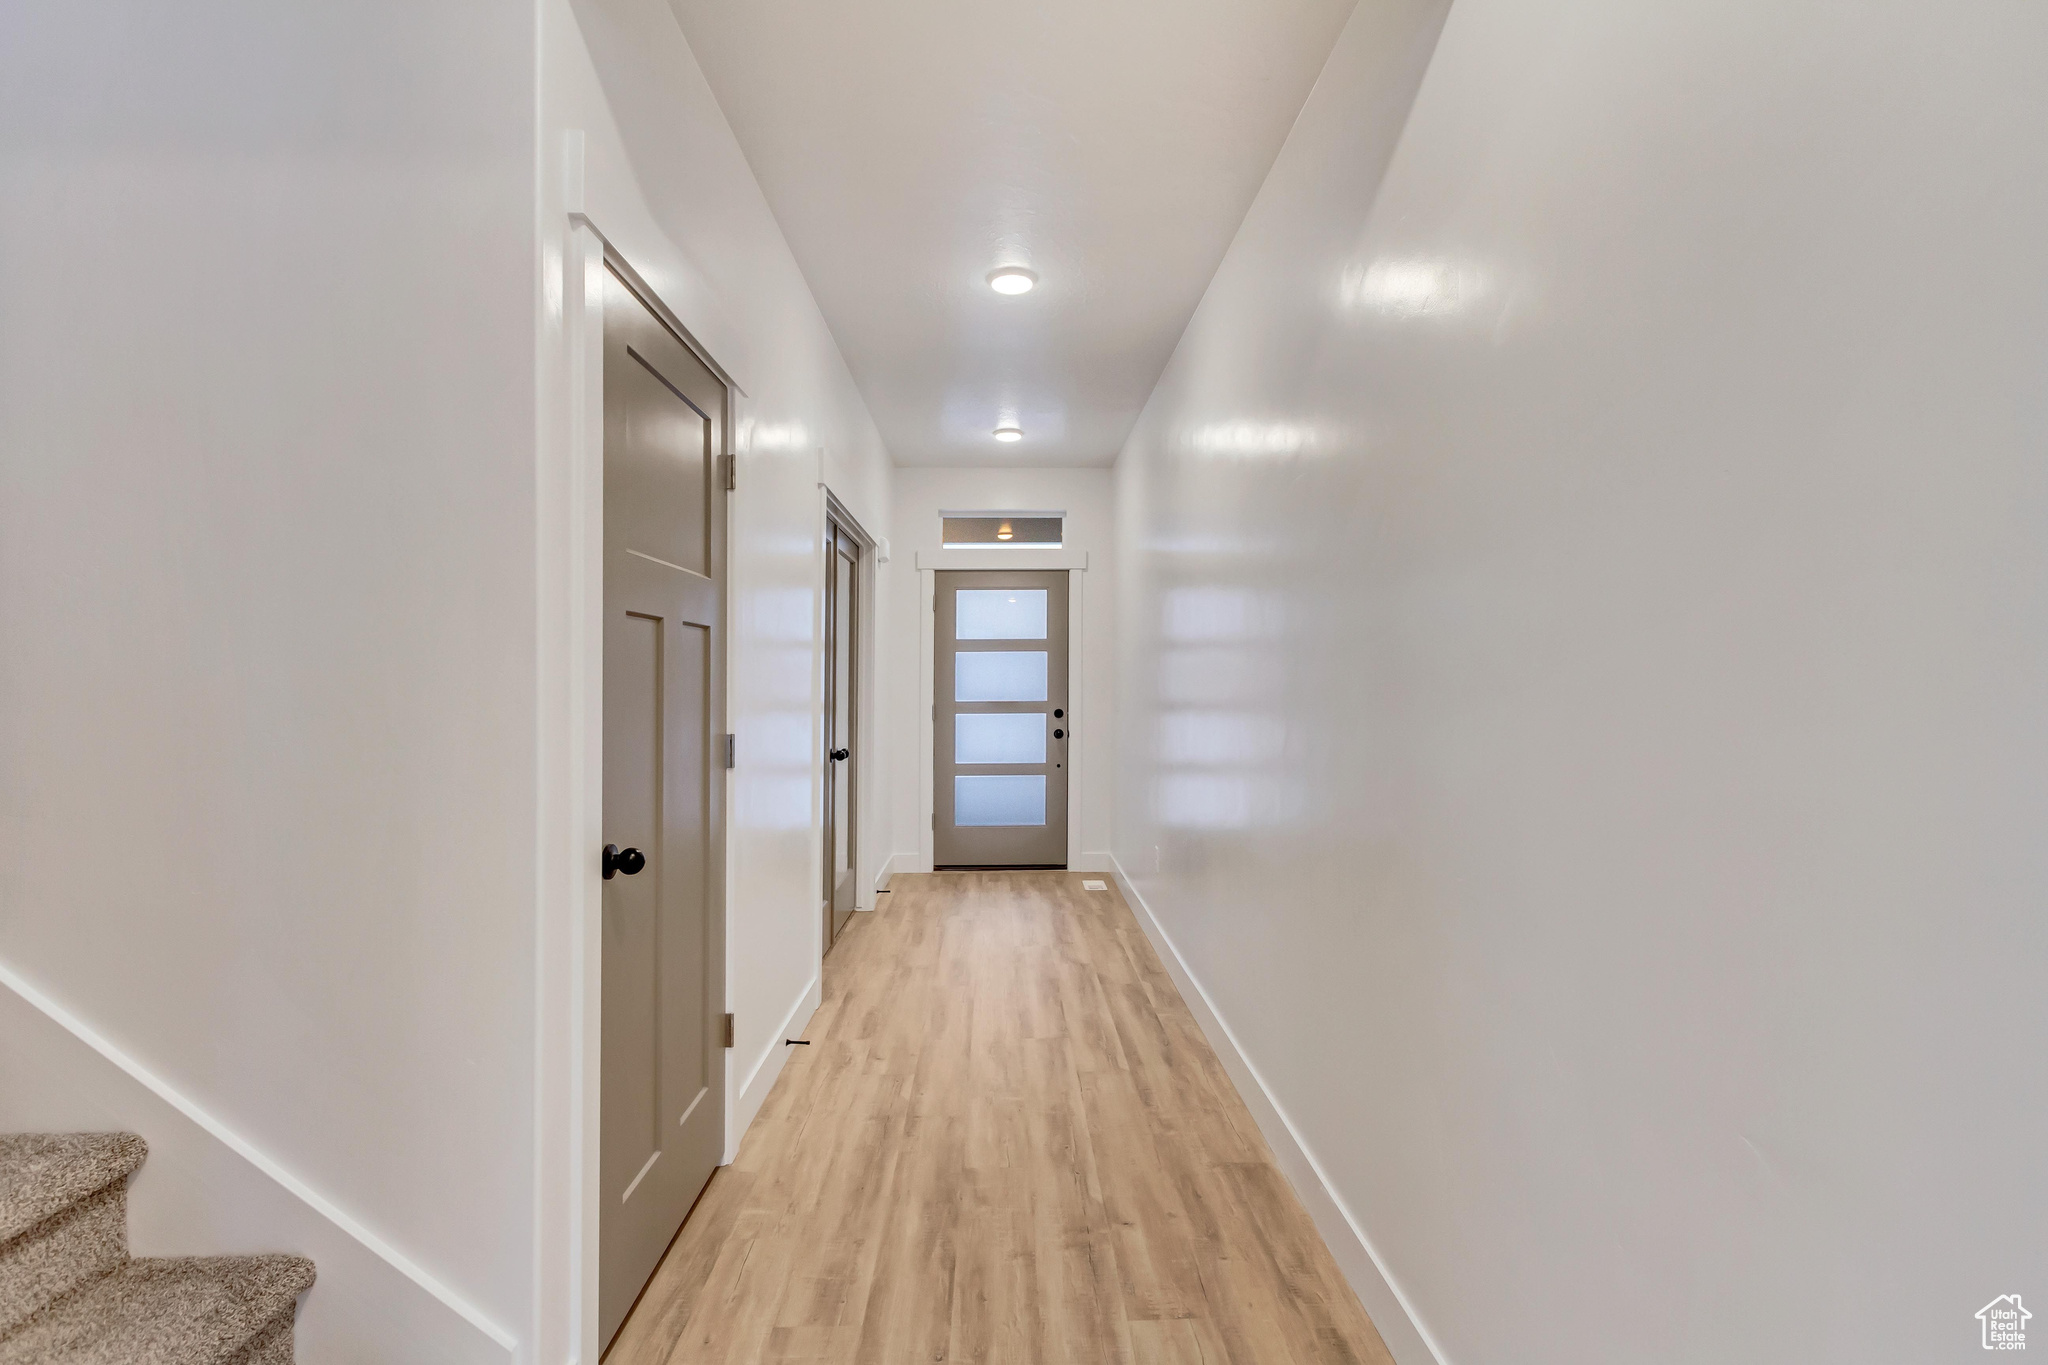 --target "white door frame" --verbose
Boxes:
[914,548,1089,871]
[539,209,743,1365]
[821,488,880,921]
